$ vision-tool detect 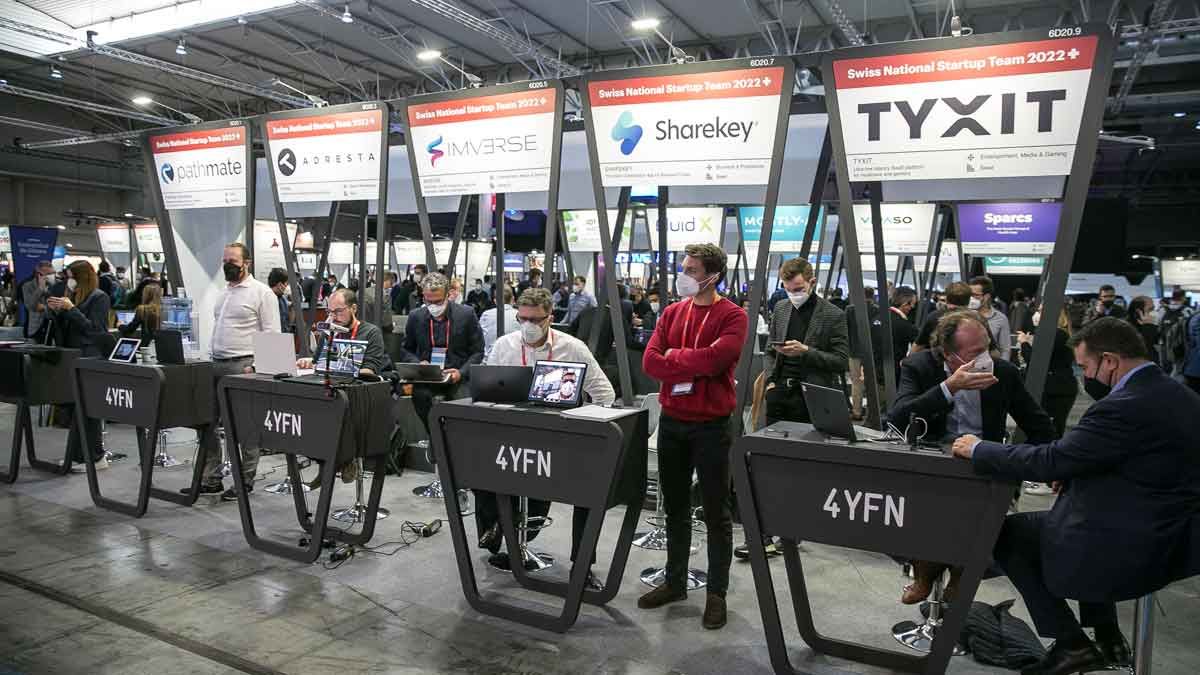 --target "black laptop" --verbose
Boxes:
[800,382,884,442]
[154,330,186,365]
[470,365,534,404]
